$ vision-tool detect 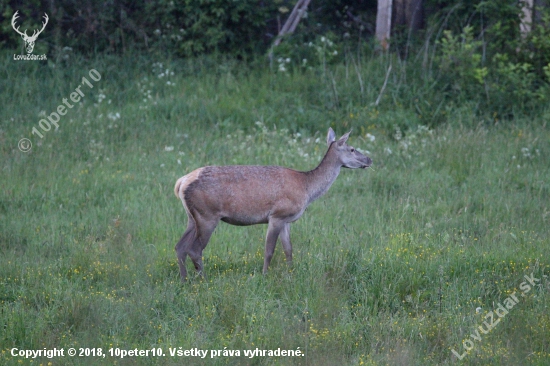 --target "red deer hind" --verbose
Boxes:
[174,128,372,281]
